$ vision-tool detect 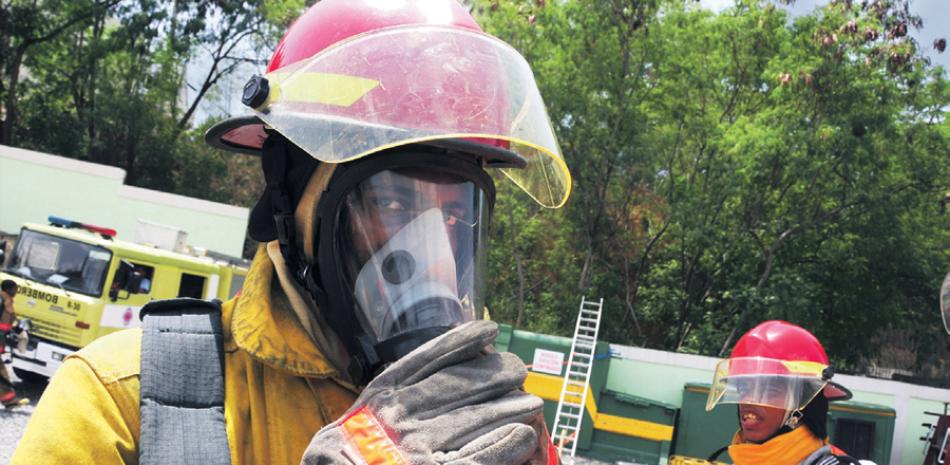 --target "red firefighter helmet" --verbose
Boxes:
[706,320,851,412]
[206,0,571,208]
